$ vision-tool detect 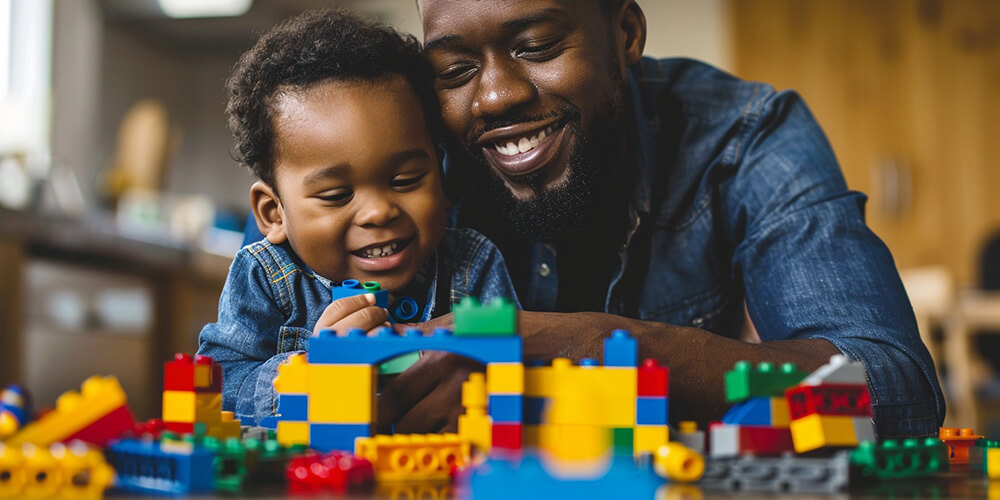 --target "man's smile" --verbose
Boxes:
[479,120,569,179]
